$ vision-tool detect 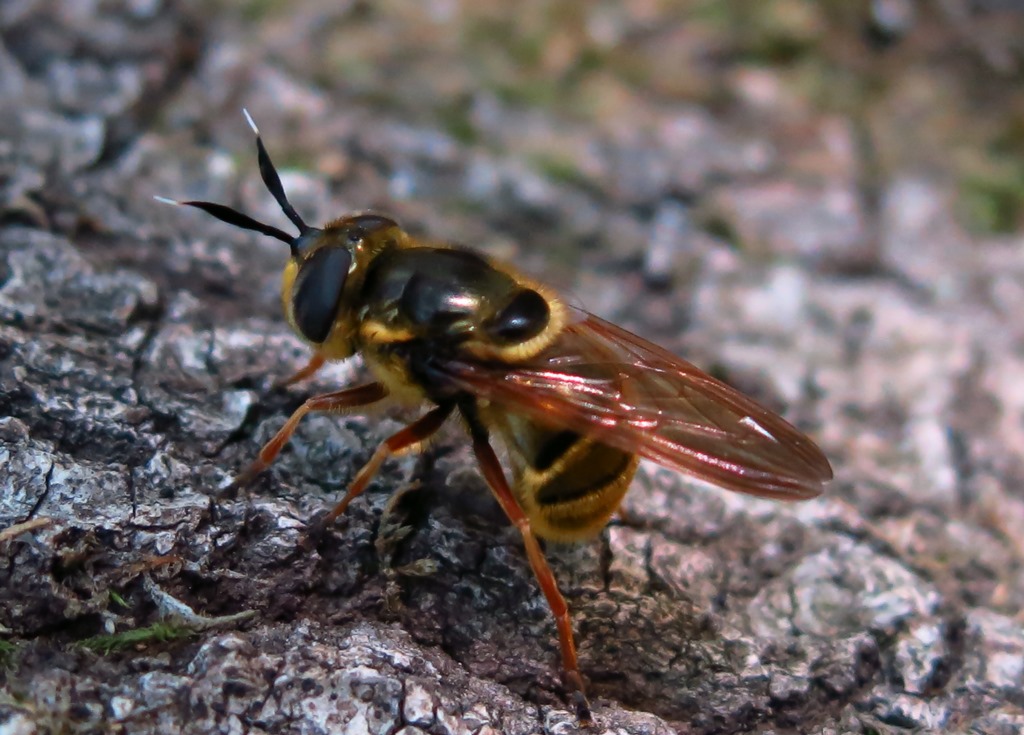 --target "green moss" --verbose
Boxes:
[529,152,590,189]
[0,639,18,668]
[78,623,196,654]
[960,121,1024,233]
[573,46,608,77]
[464,18,542,68]
[961,168,1024,234]
[437,99,479,146]
[462,16,588,113]
[508,33,547,69]
[689,0,734,25]
[237,0,287,21]
[446,196,488,218]
[723,0,826,65]
[491,78,559,108]
[702,213,739,250]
